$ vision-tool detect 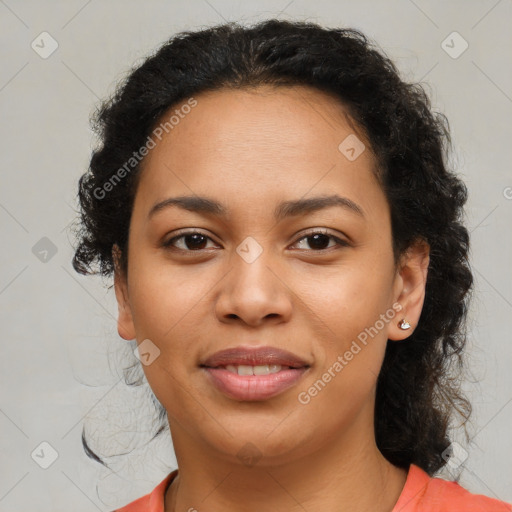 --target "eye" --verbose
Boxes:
[290,229,350,251]
[163,230,218,252]
[162,228,349,253]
